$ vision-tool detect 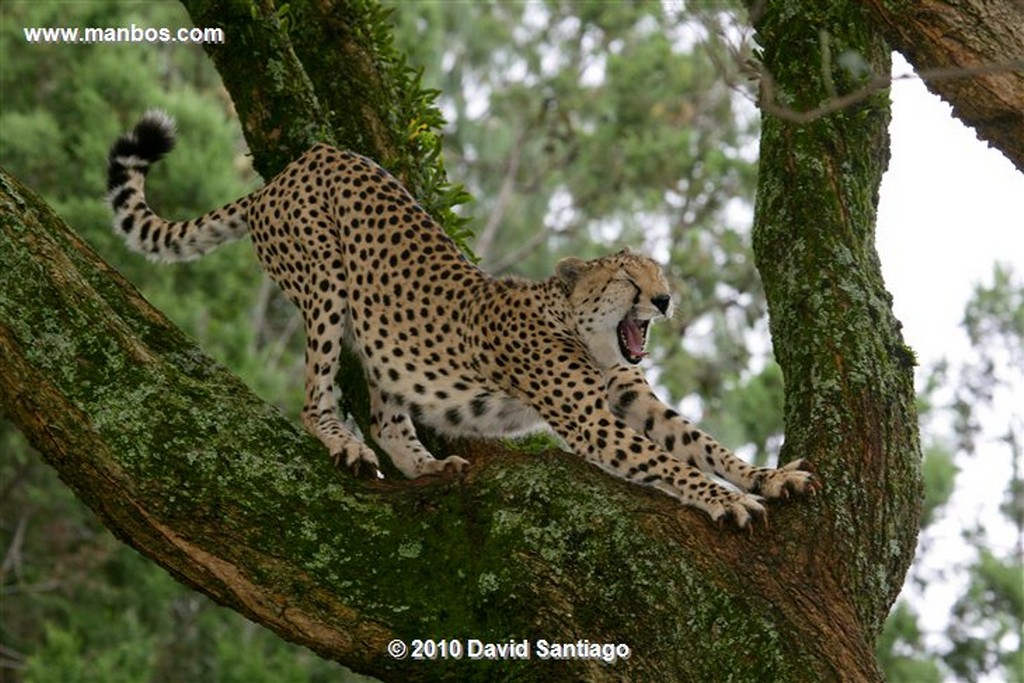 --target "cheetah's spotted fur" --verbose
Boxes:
[106,111,820,527]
